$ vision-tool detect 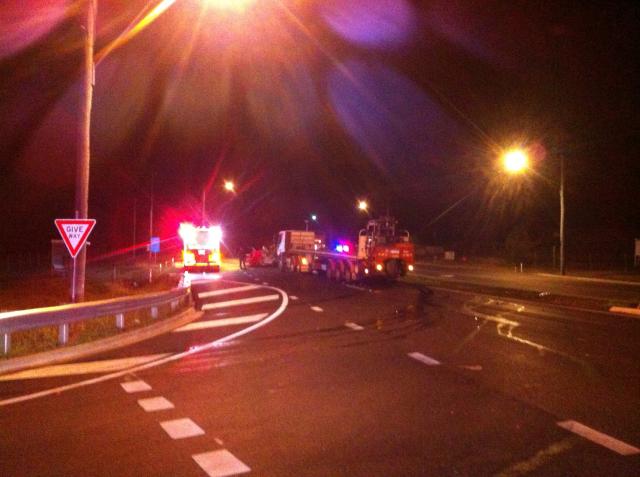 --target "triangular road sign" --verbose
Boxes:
[55,219,96,258]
